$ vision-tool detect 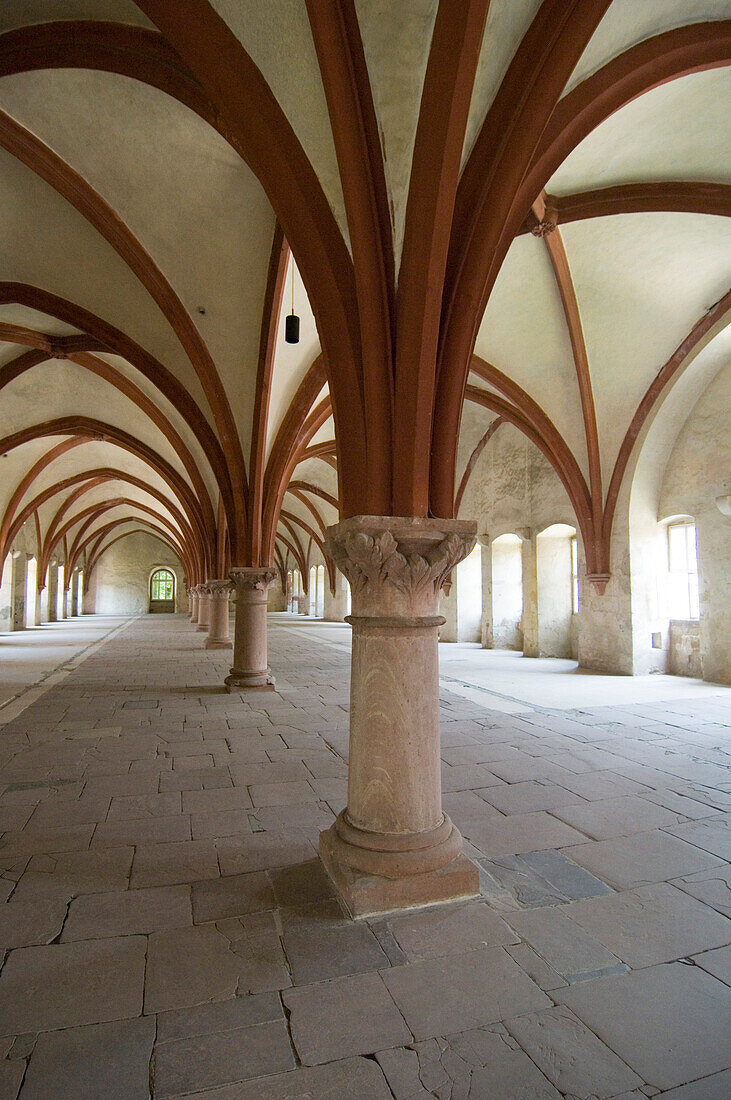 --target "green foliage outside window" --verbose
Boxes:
[151,569,175,601]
